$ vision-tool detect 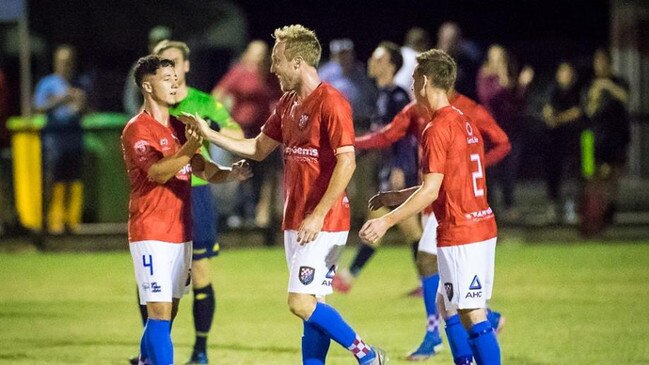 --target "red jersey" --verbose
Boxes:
[355,93,511,214]
[421,105,497,246]
[356,94,510,166]
[121,112,192,243]
[449,93,511,167]
[261,83,354,231]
